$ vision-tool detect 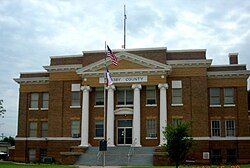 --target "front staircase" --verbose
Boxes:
[74,146,155,166]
